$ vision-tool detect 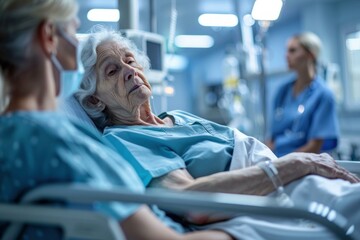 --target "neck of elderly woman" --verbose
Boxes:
[107,101,167,126]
